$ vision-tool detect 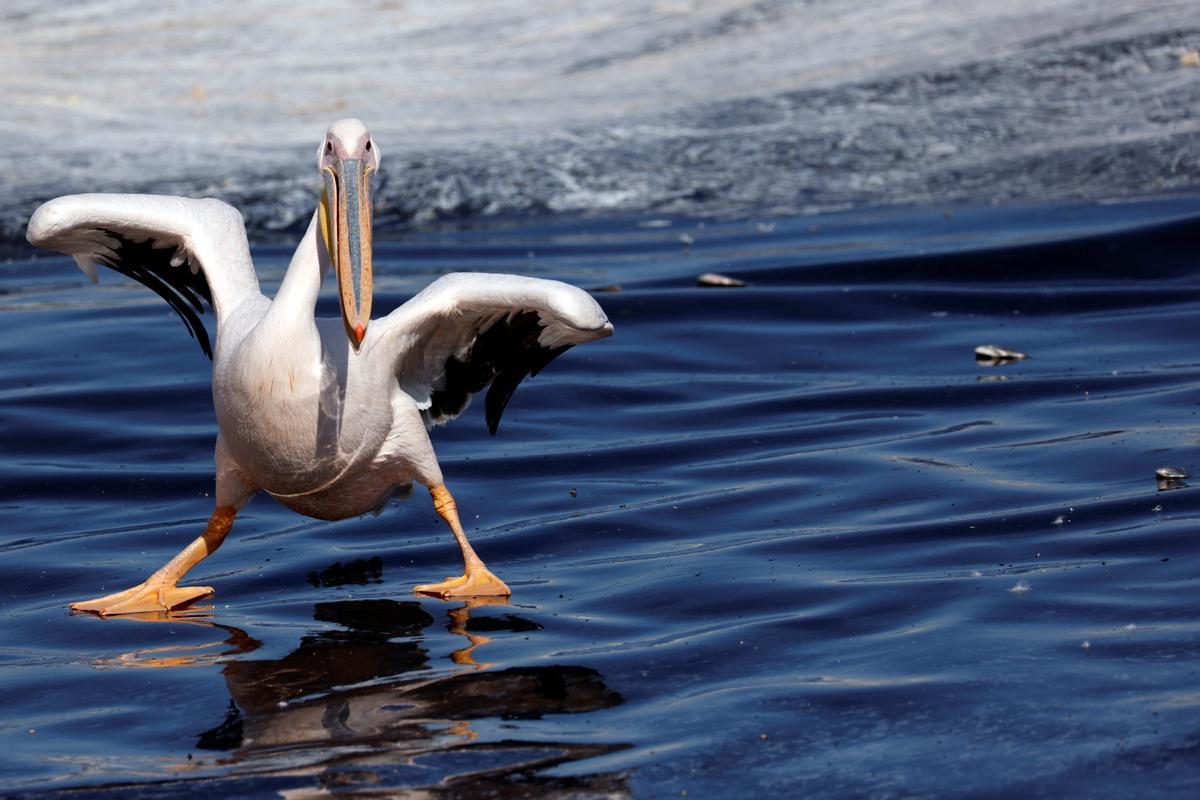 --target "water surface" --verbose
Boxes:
[3,195,1200,796]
